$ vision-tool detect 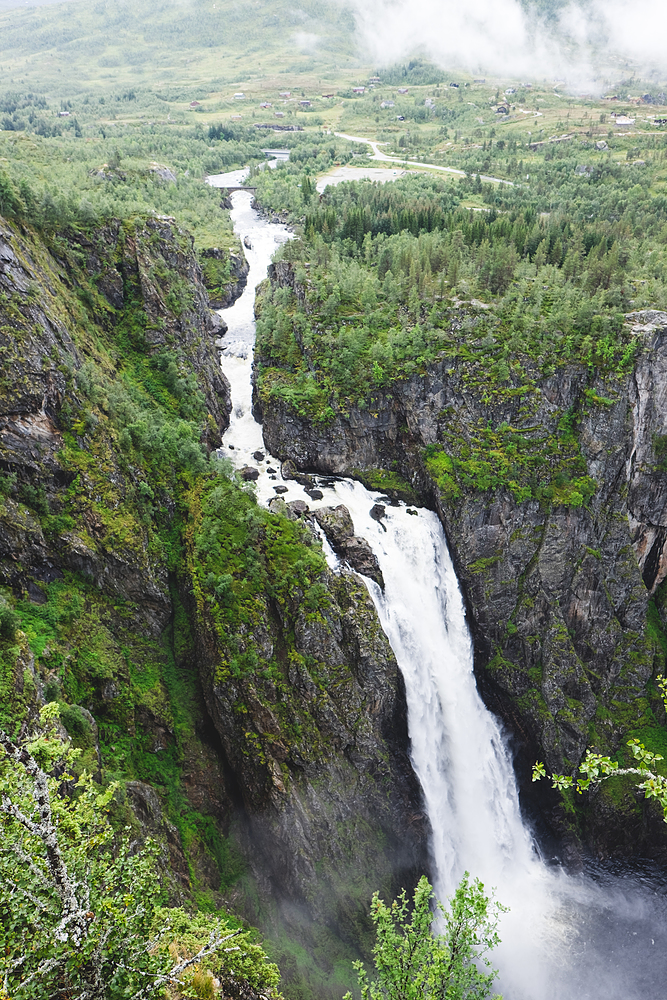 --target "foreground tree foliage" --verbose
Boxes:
[0,705,281,999]
[344,875,505,1000]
